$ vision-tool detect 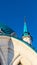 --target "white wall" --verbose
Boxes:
[0,36,37,65]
